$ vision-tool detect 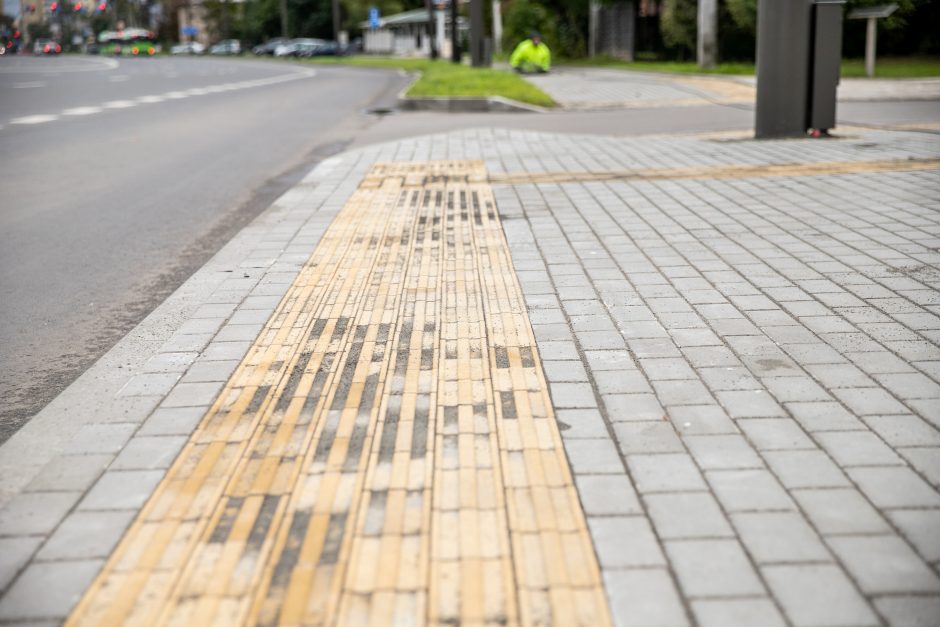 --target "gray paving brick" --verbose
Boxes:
[792,488,891,535]
[785,401,866,432]
[764,450,851,489]
[874,595,940,627]
[716,390,786,418]
[698,367,760,391]
[161,381,225,408]
[805,363,876,389]
[665,539,765,597]
[613,422,684,455]
[827,535,940,594]
[228,307,275,325]
[629,339,682,359]
[668,405,738,435]
[683,435,763,470]
[584,350,637,371]
[652,379,715,407]
[26,454,111,493]
[140,351,198,373]
[577,330,627,350]
[763,376,831,402]
[0,560,104,621]
[574,474,642,516]
[865,414,940,448]
[536,340,579,360]
[78,470,165,511]
[832,387,910,416]
[603,393,666,421]
[199,340,252,363]
[707,469,795,512]
[563,438,624,474]
[0,491,81,535]
[176,316,226,335]
[110,435,188,470]
[738,418,815,450]
[846,350,918,375]
[0,536,42,591]
[847,466,940,509]
[160,331,213,353]
[691,598,786,627]
[604,568,689,627]
[628,454,706,493]
[36,510,136,561]
[542,359,590,384]
[640,358,697,381]
[898,446,940,486]
[588,516,666,568]
[593,370,651,394]
[763,564,879,627]
[682,346,740,368]
[645,492,733,540]
[137,406,207,436]
[181,359,240,383]
[732,511,830,564]
[814,431,904,467]
[532,323,573,342]
[67,423,136,454]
